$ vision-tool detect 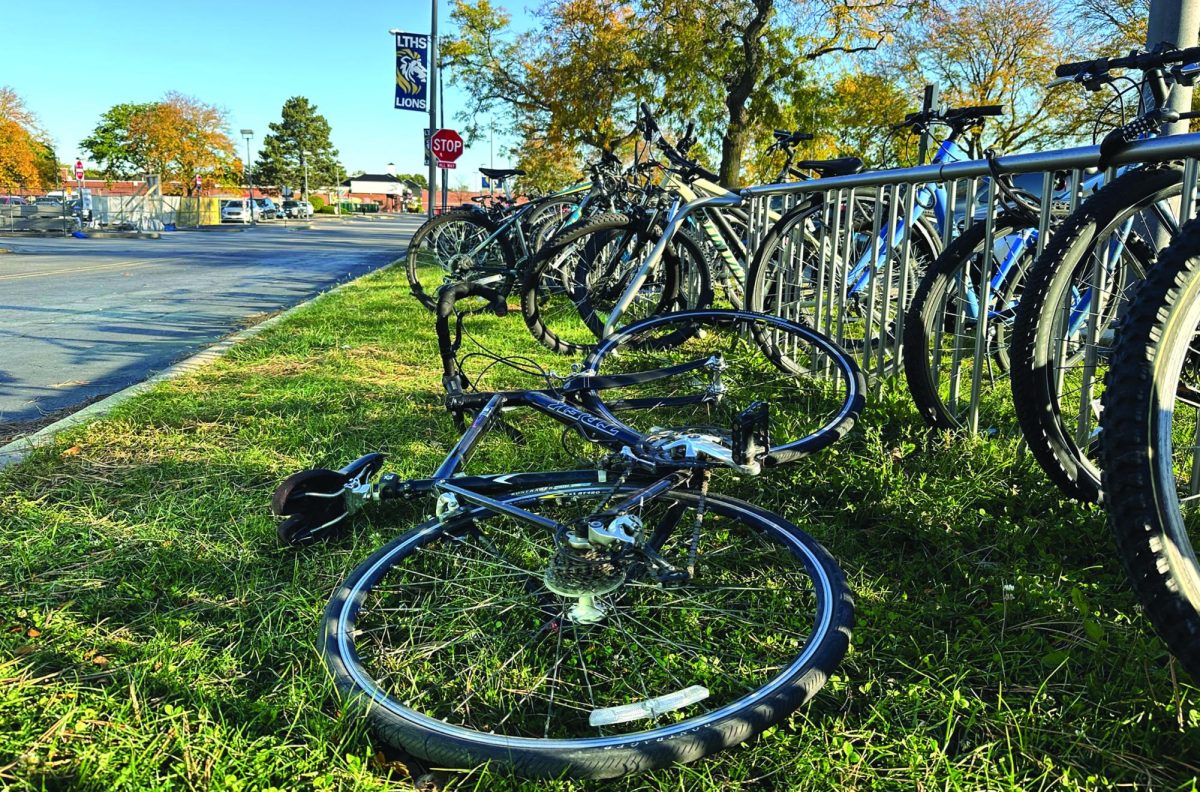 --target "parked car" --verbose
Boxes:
[33,196,63,206]
[0,196,27,205]
[281,200,313,219]
[253,197,279,219]
[221,199,252,223]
